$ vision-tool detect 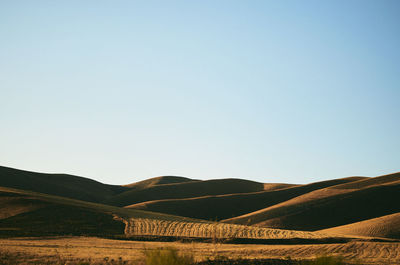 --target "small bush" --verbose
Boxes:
[302,255,346,265]
[144,247,194,265]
